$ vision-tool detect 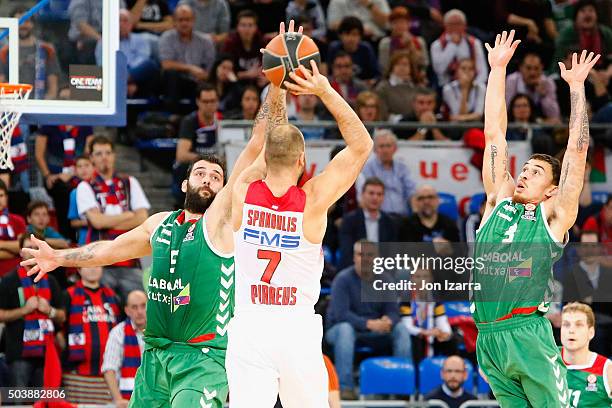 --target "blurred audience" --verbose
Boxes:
[402,88,449,140]
[102,290,147,407]
[62,266,120,404]
[326,240,411,400]
[327,0,390,41]
[208,55,241,114]
[25,201,69,249]
[67,156,95,247]
[442,58,485,122]
[357,130,415,216]
[430,9,488,87]
[228,86,260,120]
[159,4,216,112]
[288,94,326,139]
[0,180,26,276]
[338,177,398,269]
[286,0,327,41]
[328,17,381,82]
[424,355,477,408]
[328,52,368,106]
[178,0,231,44]
[378,7,428,75]
[376,51,419,120]
[126,0,173,35]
